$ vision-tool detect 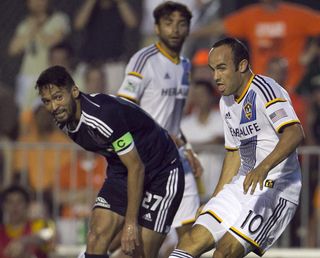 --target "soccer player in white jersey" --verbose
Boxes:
[169,37,305,258]
[117,1,202,255]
